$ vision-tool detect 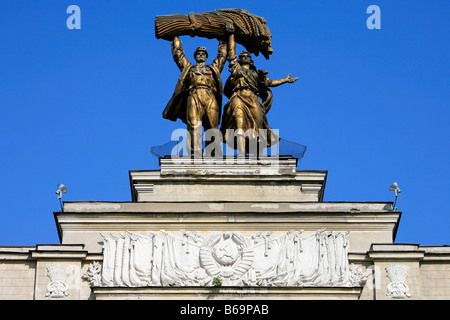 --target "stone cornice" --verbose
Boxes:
[30,244,88,260]
[92,286,363,300]
[62,201,395,213]
[368,244,425,261]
